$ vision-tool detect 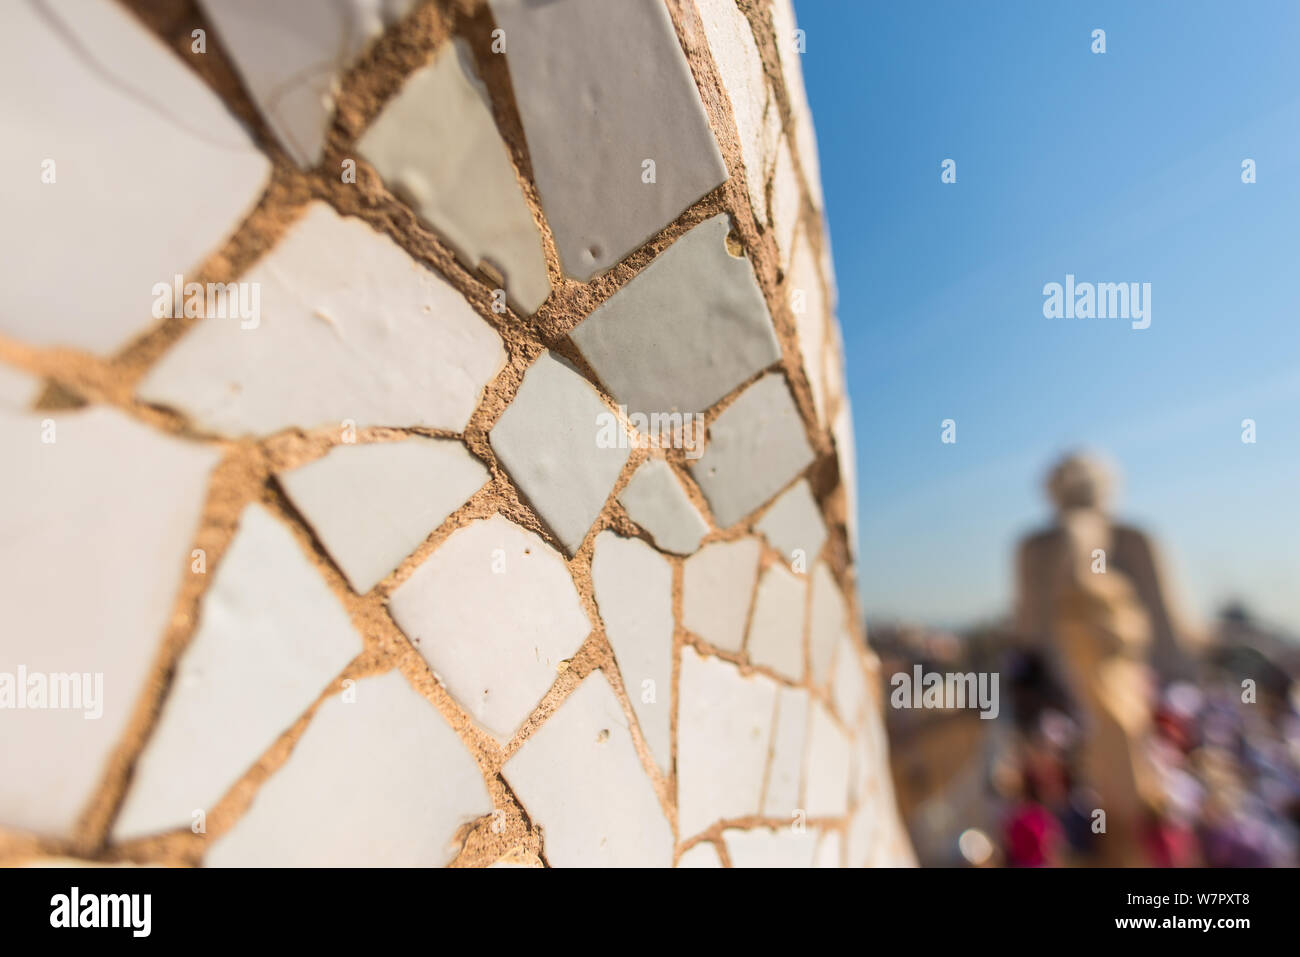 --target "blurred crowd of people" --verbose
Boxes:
[997,452,1299,867]
[1001,654,1300,867]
